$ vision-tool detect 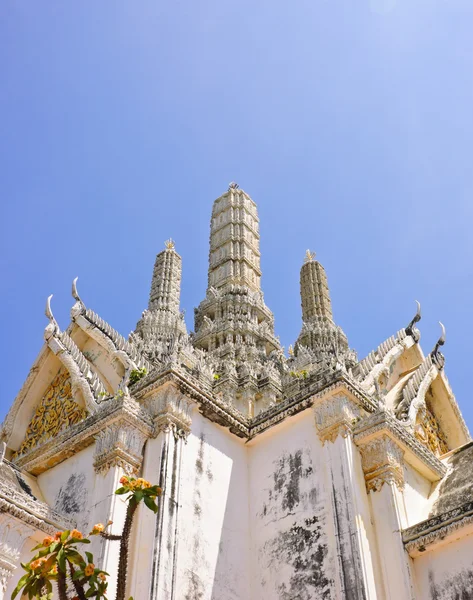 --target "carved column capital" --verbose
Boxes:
[313,394,362,445]
[143,384,193,441]
[0,515,34,594]
[93,415,151,476]
[357,434,405,493]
